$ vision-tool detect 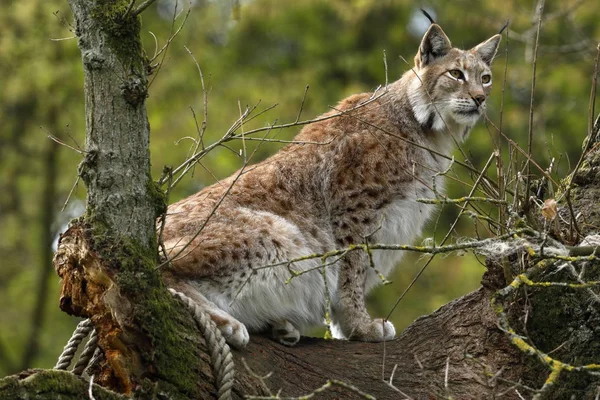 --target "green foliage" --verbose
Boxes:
[1,0,598,376]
